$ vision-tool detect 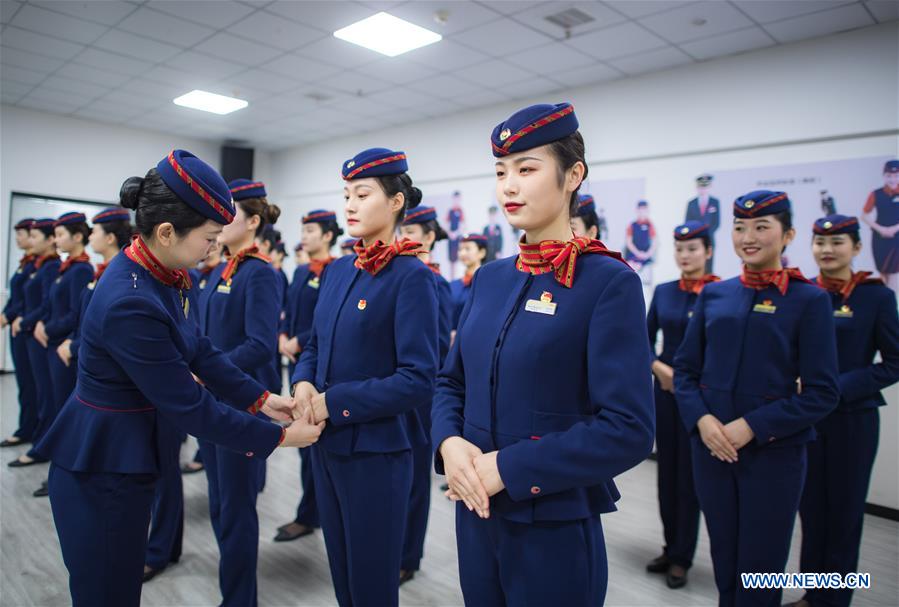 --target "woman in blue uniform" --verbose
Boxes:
[274,209,343,543]
[646,221,718,589]
[795,215,899,607]
[674,191,840,607]
[1,218,38,448]
[291,147,439,607]
[340,237,358,256]
[570,193,600,240]
[8,218,59,467]
[197,177,284,607]
[398,205,453,584]
[31,149,322,607]
[861,159,899,291]
[432,103,655,606]
[449,233,487,331]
